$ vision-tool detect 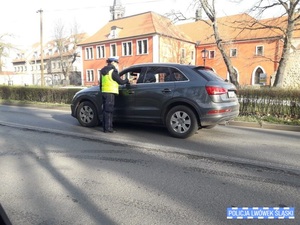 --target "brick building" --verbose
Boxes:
[78,11,195,86]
